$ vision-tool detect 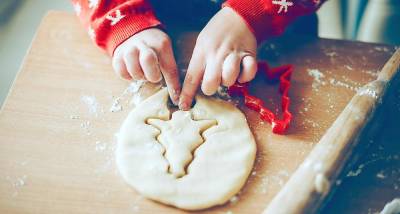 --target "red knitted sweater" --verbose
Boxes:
[71,0,325,56]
